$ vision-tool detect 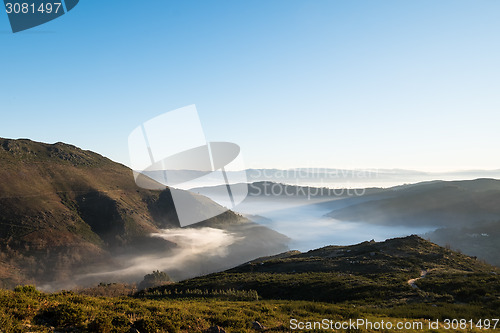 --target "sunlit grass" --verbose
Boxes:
[1,286,498,332]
